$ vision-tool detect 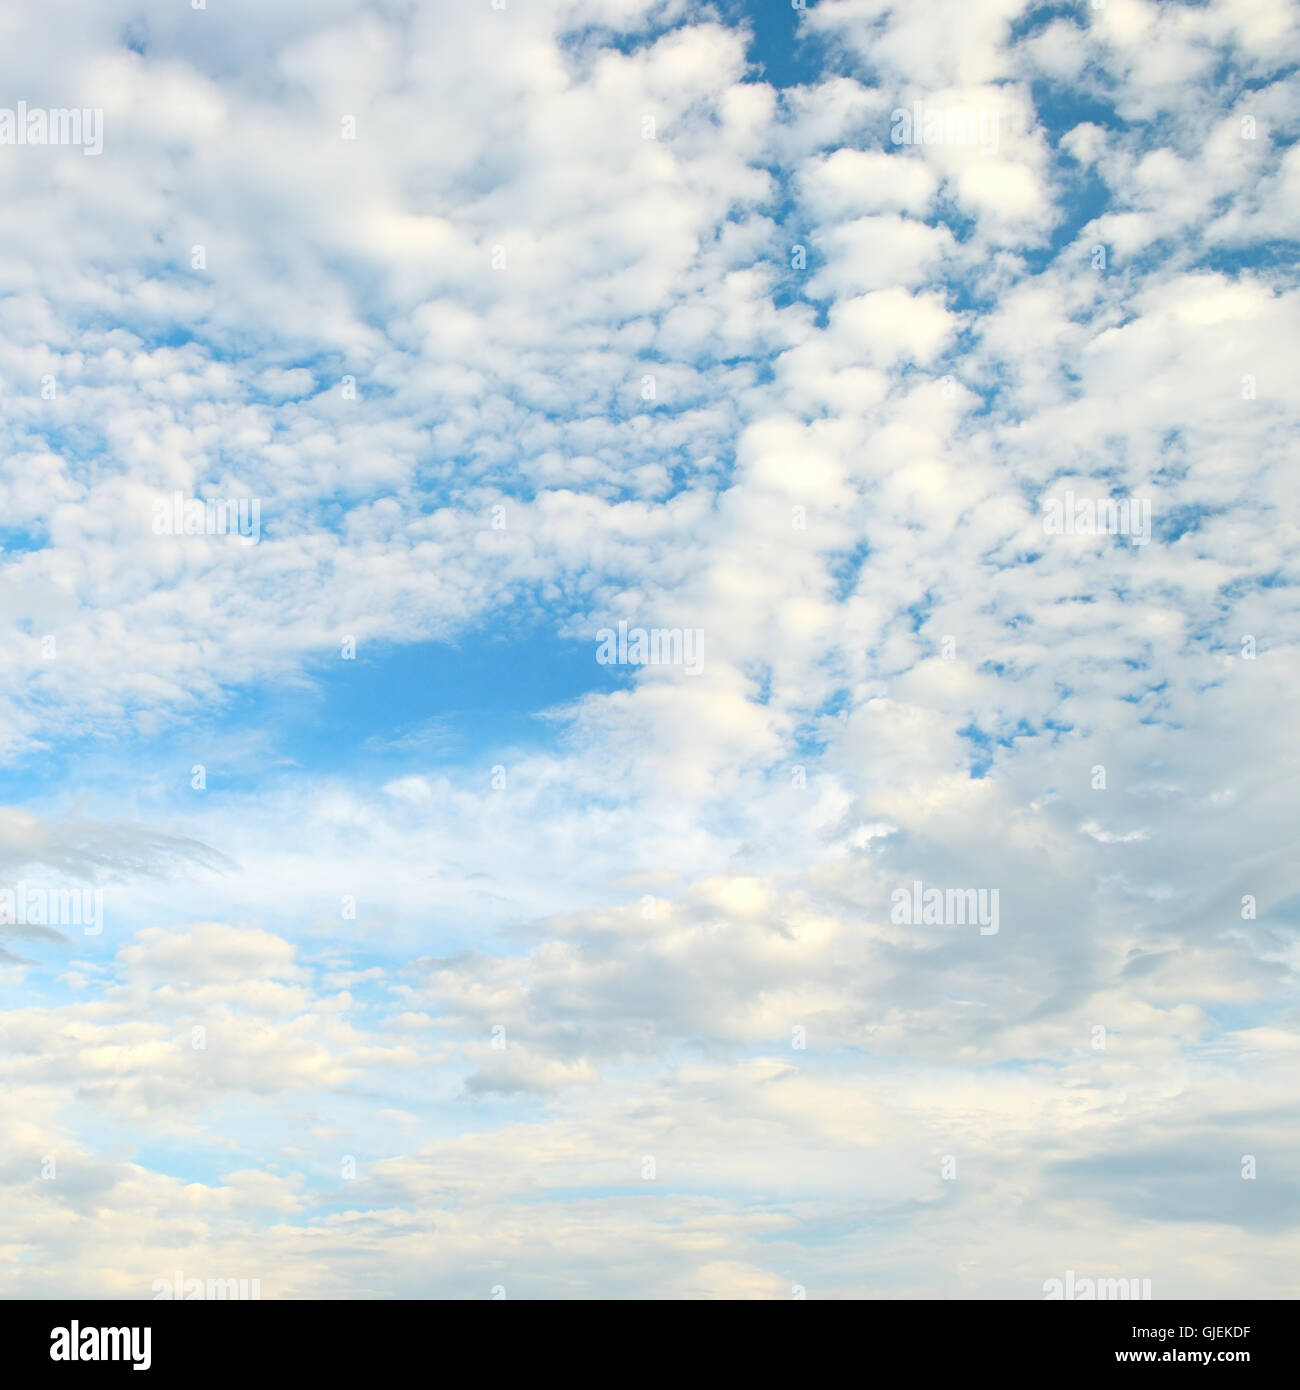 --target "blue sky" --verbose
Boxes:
[0,0,1297,1299]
